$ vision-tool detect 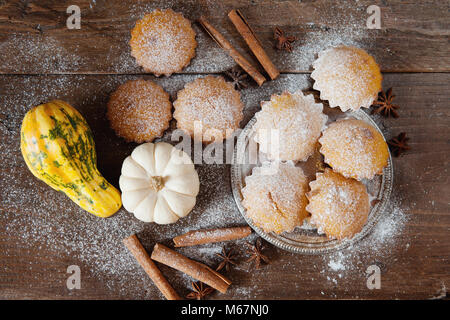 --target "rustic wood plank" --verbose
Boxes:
[0,0,449,74]
[0,72,448,299]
